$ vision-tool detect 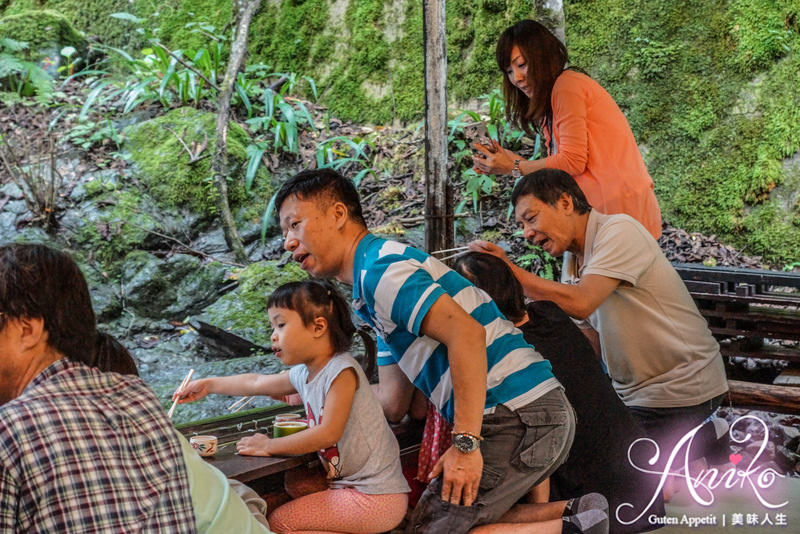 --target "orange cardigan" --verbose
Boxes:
[542,70,662,239]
